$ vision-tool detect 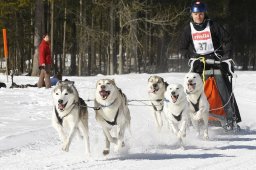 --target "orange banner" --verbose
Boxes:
[3,29,8,58]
